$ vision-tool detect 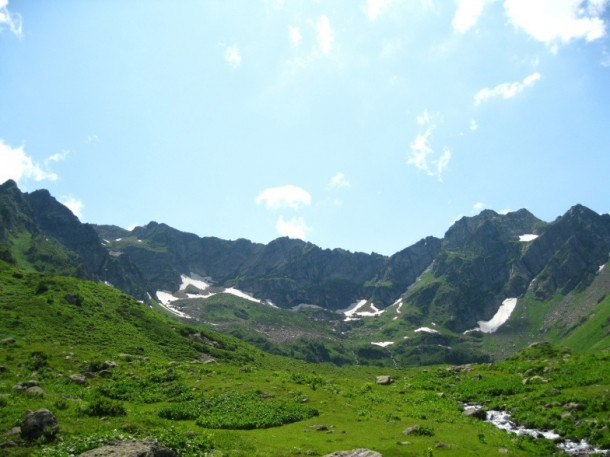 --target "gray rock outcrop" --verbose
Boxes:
[79,440,176,457]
